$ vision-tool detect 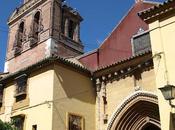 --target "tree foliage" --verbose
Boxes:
[0,119,17,130]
